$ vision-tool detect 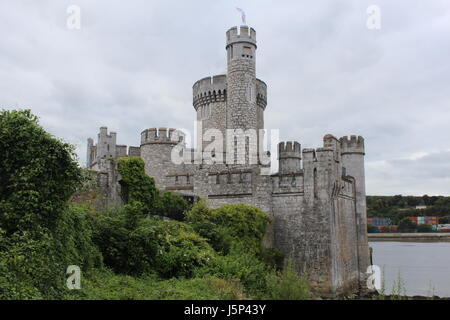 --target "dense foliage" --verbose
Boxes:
[0,109,312,300]
[153,191,190,221]
[117,157,158,214]
[186,201,270,255]
[0,110,100,299]
[367,195,450,224]
[0,110,82,234]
